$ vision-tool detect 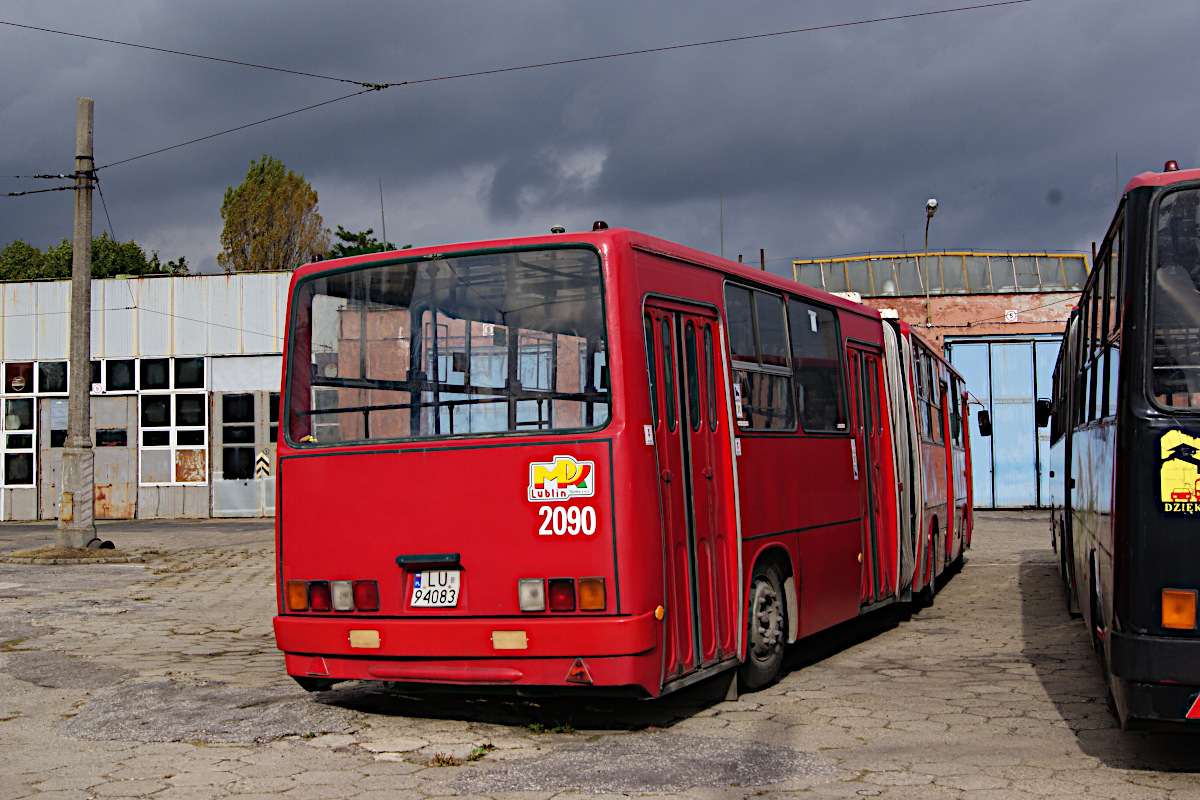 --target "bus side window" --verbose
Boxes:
[661,317,677,431]
[724,284,795,431]
[1105,224,1122,417]
[787,298,846,433]
[644,313,658,427]
[684,321,701,432]
[704,324,718,432]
